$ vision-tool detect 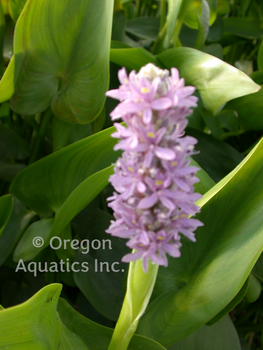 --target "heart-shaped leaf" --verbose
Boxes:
[3,0,114,123]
